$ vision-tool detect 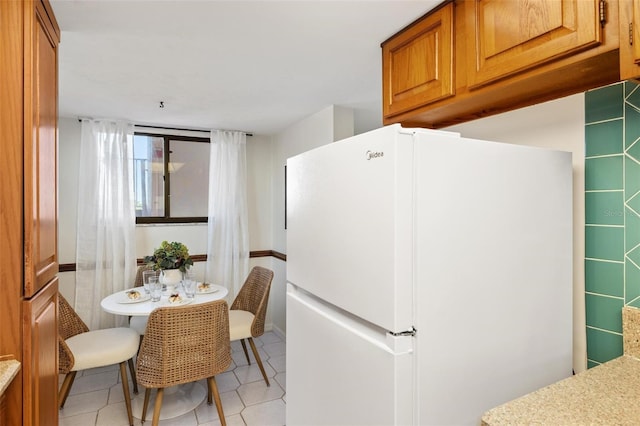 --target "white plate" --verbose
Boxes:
[117,289,150,304]
[162,297,194,307]
[197,283,219,294]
